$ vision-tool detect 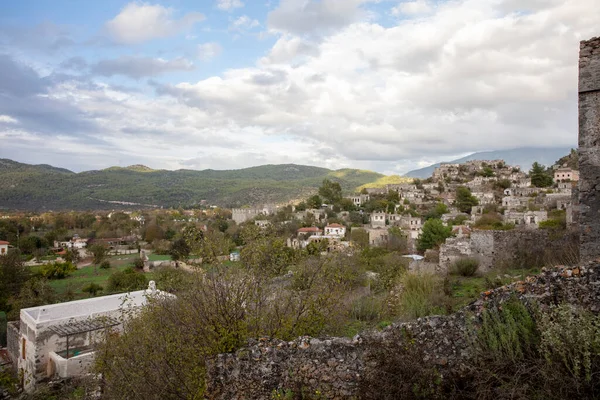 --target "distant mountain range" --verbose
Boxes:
[404,147,573,178]
[0,159,392,211]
